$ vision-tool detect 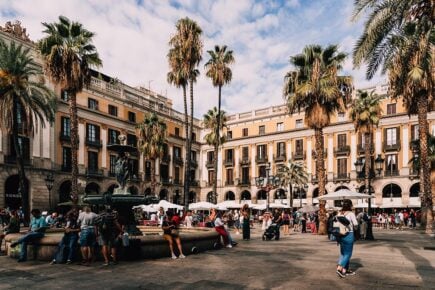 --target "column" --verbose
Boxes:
[327,135,333,172]
[139,153,144,175]
[307,139,312,174]
[32,123,41,157]
[155,159,159,176]
[268,143,273,166]
[287,141,292,161]
[350,133,357,171]
[375,130,382,155]
[101,127,107,168]
[78,123,85,165]
[217,150,223,187]
[402,126,409,168]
